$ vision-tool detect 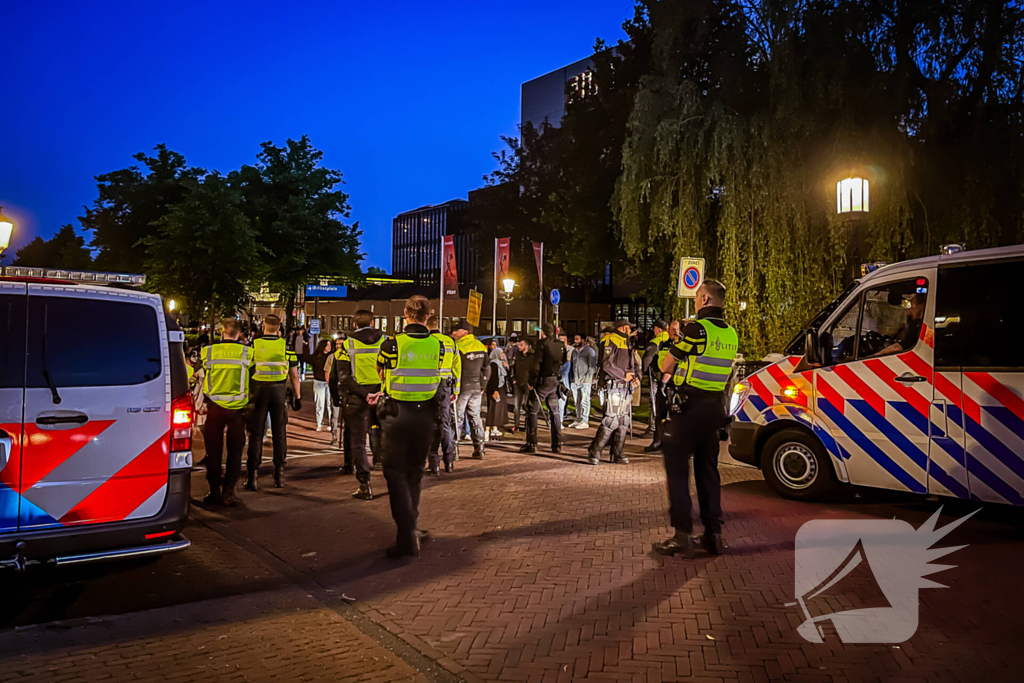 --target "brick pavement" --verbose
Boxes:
[4,404,1023,682]
[205,414,1024,682]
